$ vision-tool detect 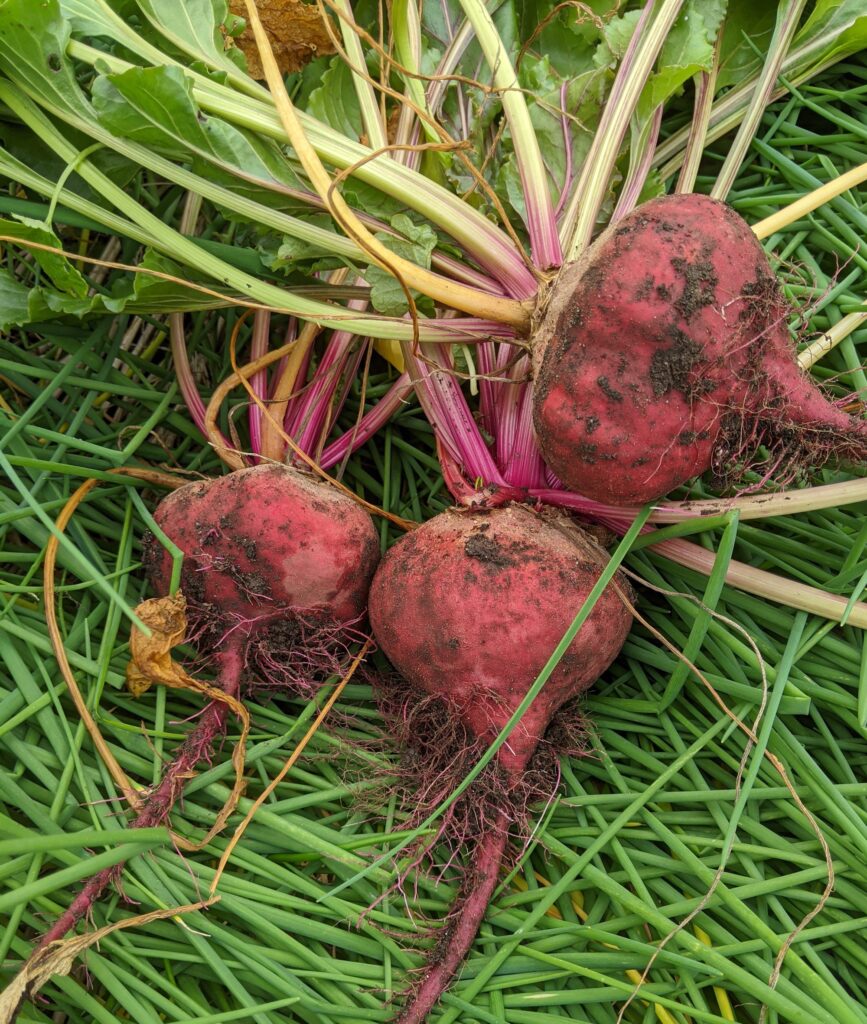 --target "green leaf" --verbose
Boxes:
[0,270,102,328]
[647,0,727,111]
[92,65,293,186]
[715,0,863,93]
[308,58,364,141]
[0,271,32,330]
[0,218,89,298]
[595,9,643,65]
[388,214,438,255]
[496,156,528,222]
[792,0,867,68]
[595,1,726,120]
[120,249,233,312]
[61,0,138,39]
[258,220,353,274]
[134,0,243,77]
[91,65,196,159]
[637,166,666,205]
[0,0,92,118]
[716,0,777,89]
[515,0,614,72]
[0,248,229,330]
[341,179,406,222]
[286,52,340,110]
[0,122,139,199]
[365,214,437,316]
